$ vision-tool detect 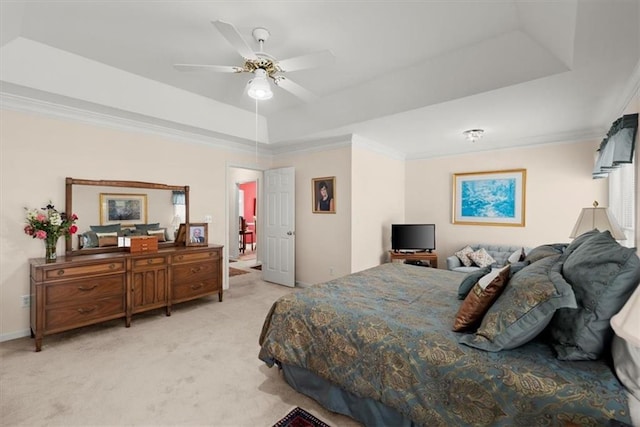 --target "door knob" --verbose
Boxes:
[287,231,294,235]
